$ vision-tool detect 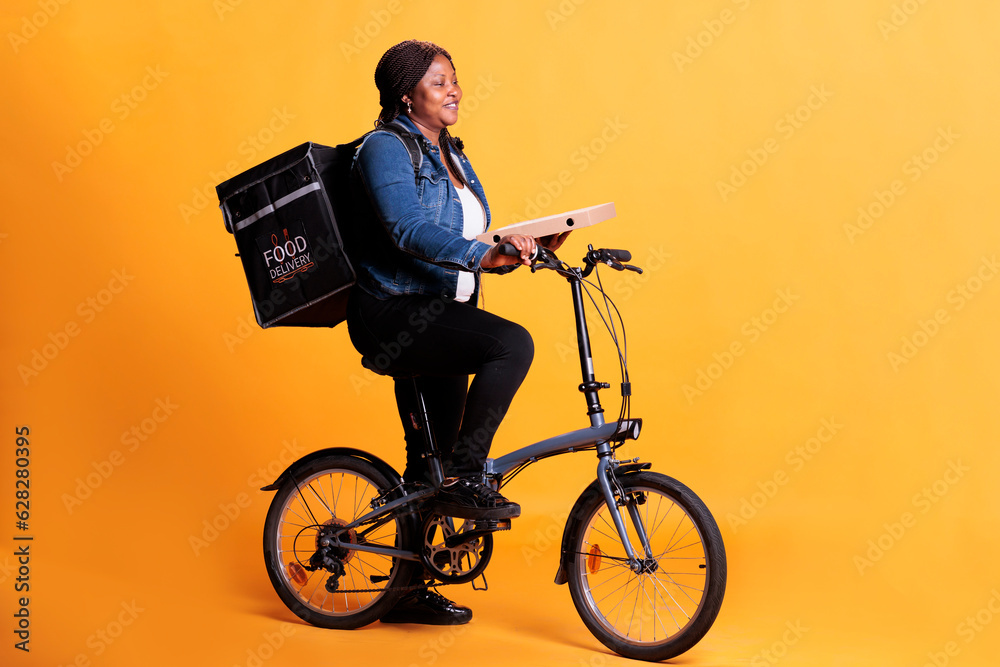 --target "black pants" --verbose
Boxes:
[346,288,533,481]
